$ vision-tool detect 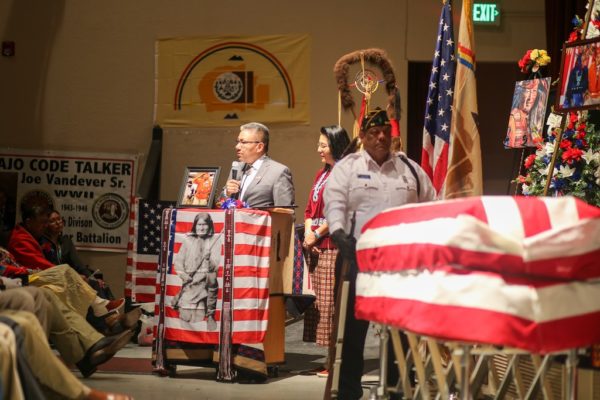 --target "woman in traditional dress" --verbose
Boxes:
[172,213,221,330]
[302,125,350,377]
